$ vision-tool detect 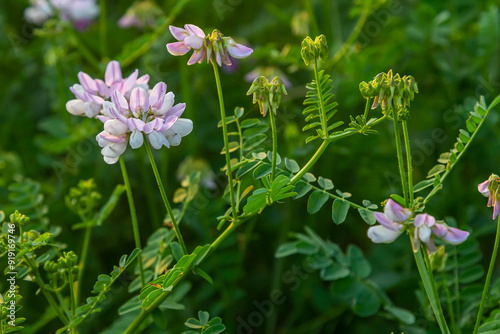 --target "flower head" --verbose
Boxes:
[478,174,500,219]
[367,199,469,252]
[247,76,287,116]
[51,0,100,30]
[66,60,149,118]
[166,24,253,66]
